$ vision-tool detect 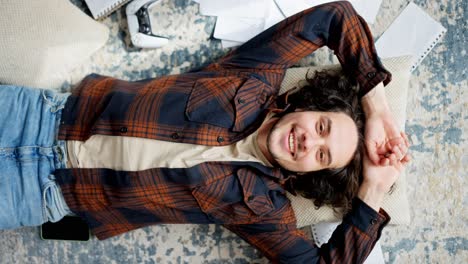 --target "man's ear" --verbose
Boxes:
[272,103,296,118]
